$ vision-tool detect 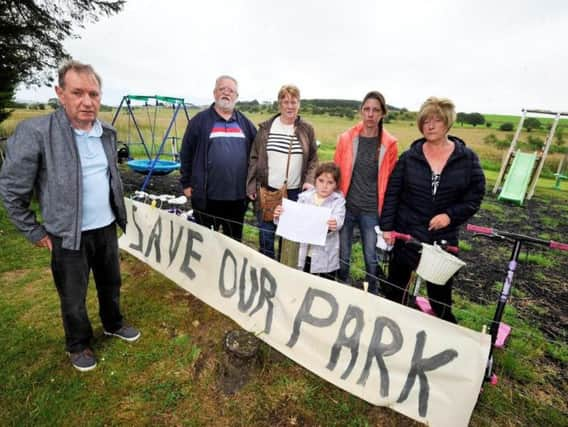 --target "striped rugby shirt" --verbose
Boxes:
[206,118,249,200]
